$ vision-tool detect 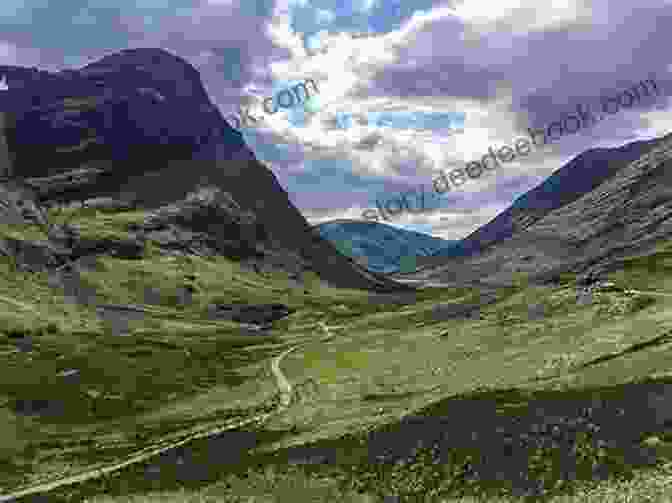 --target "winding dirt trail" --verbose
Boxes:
[6,284,665,501]
[0,322,337,502]
[272,345,300,408]
[271,321,336,409]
